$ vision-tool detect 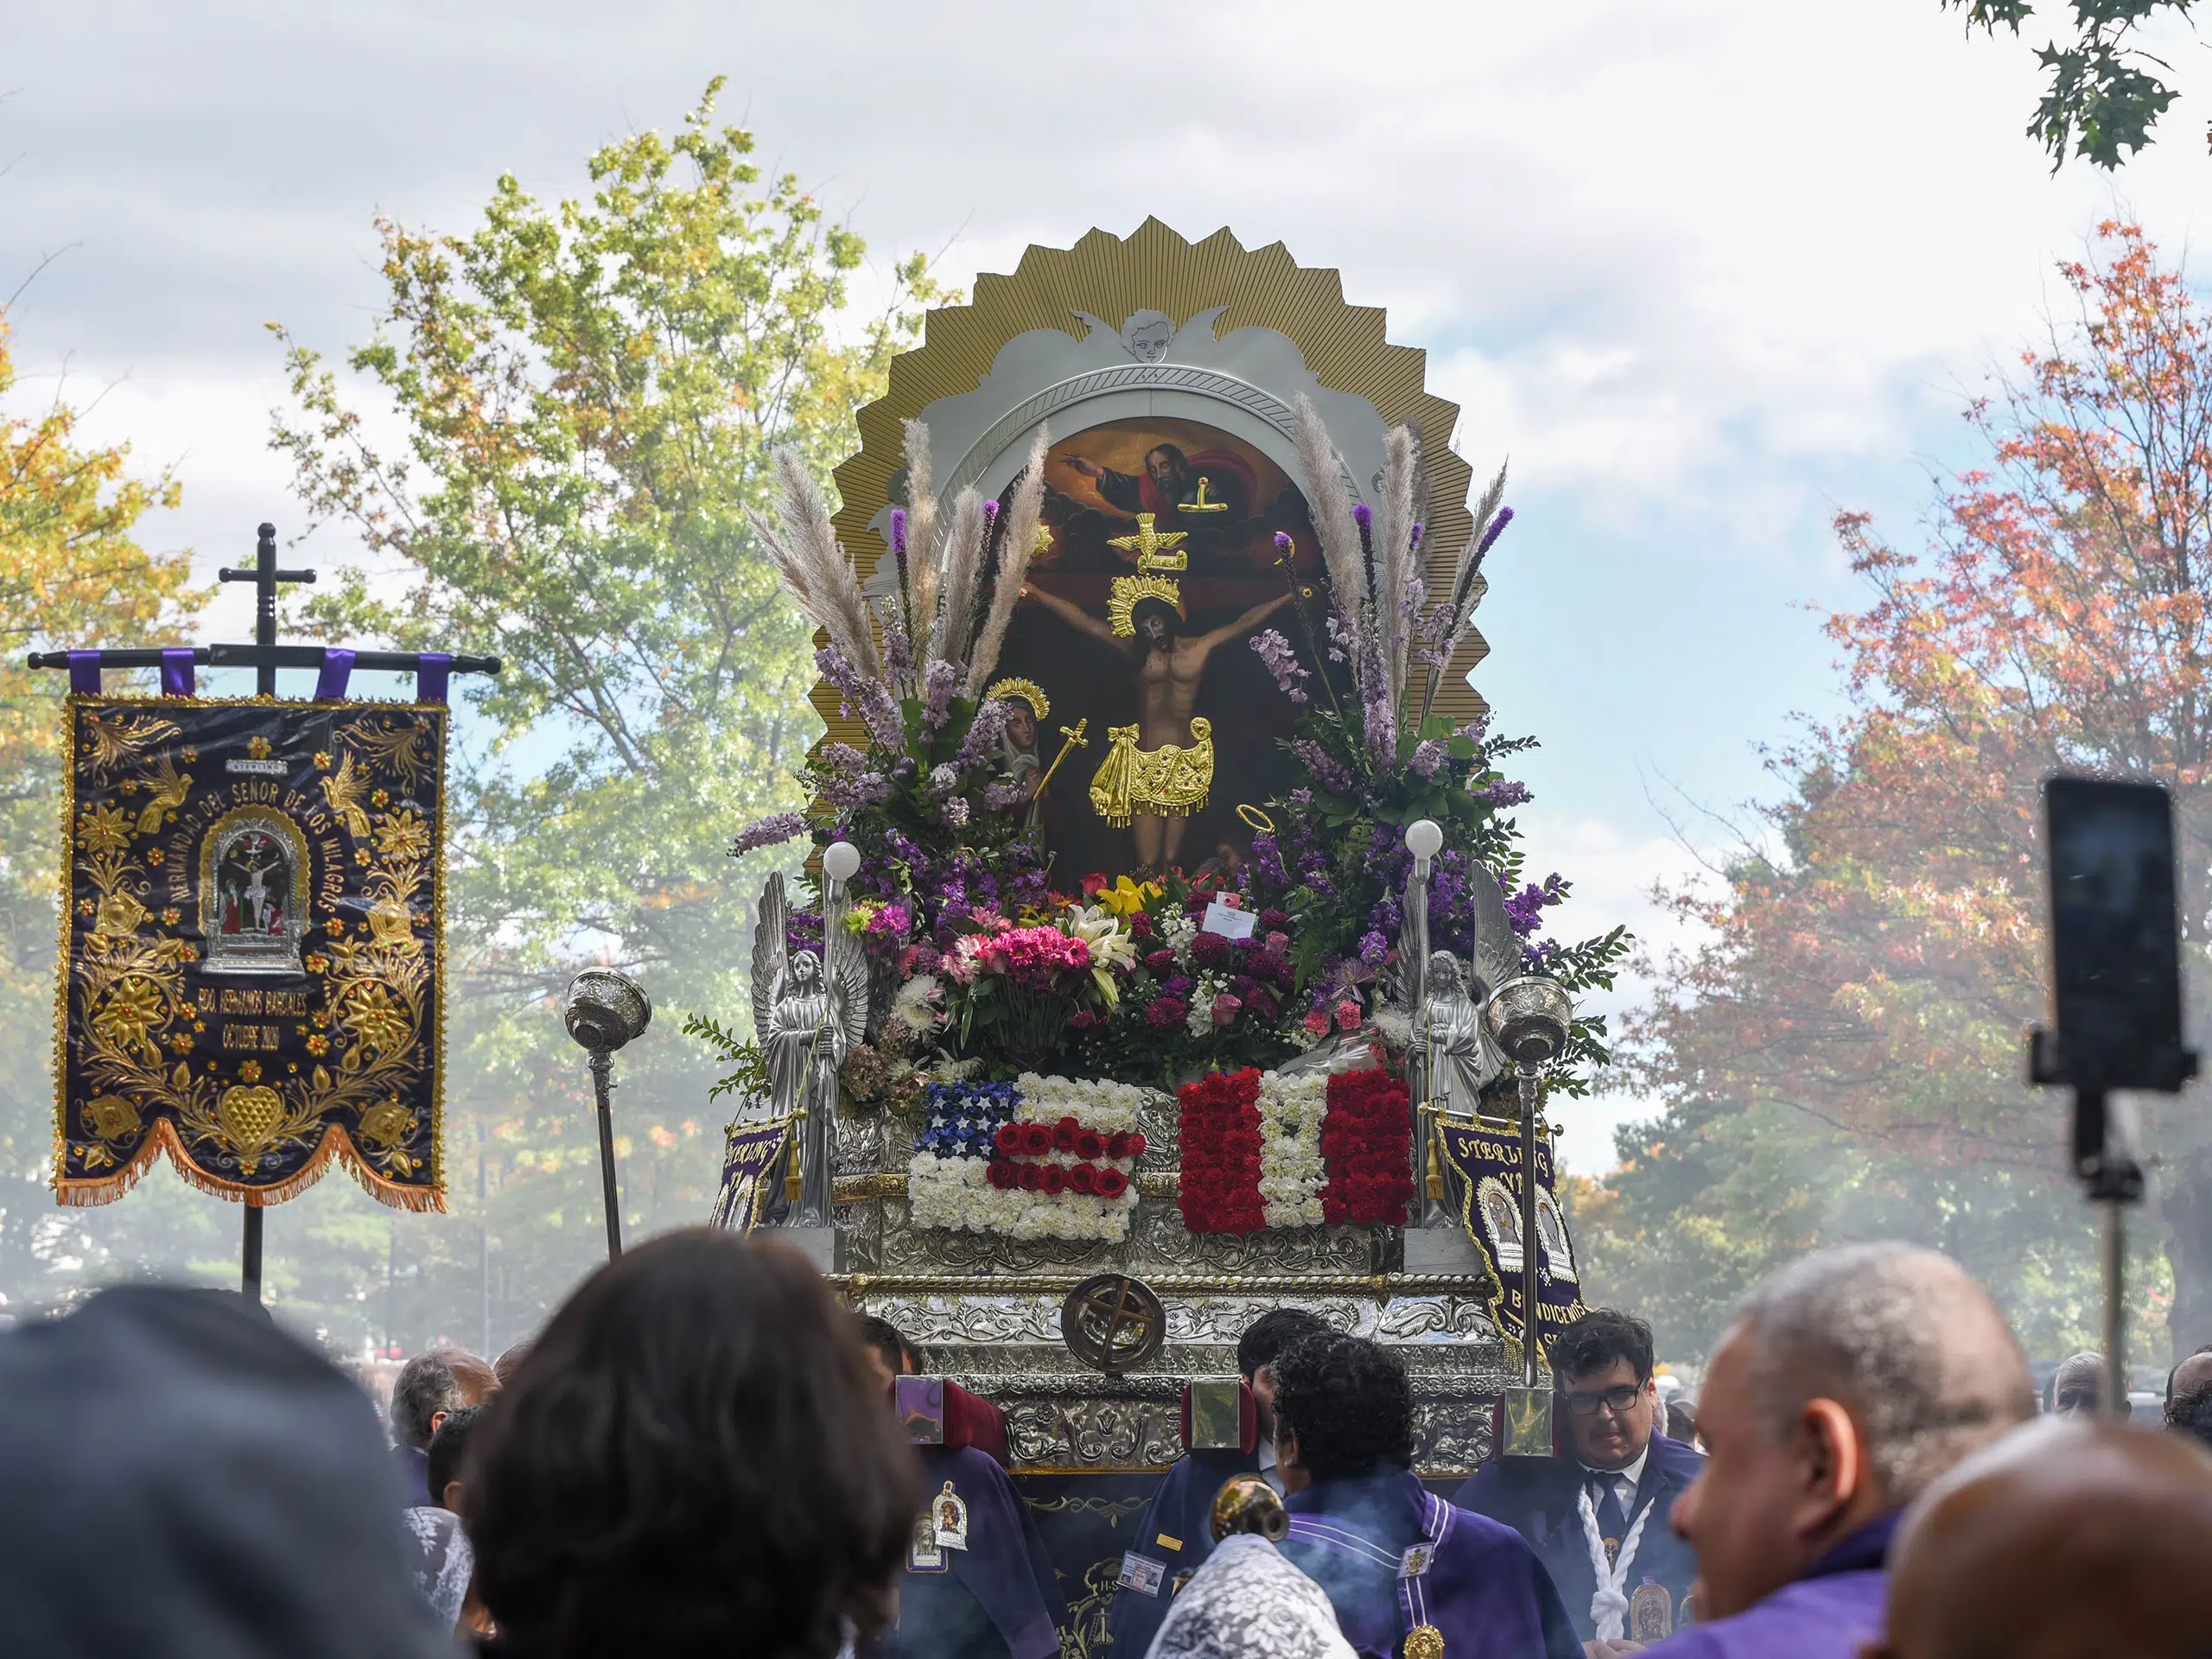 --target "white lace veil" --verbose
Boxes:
[1141,1534,1355,1659]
